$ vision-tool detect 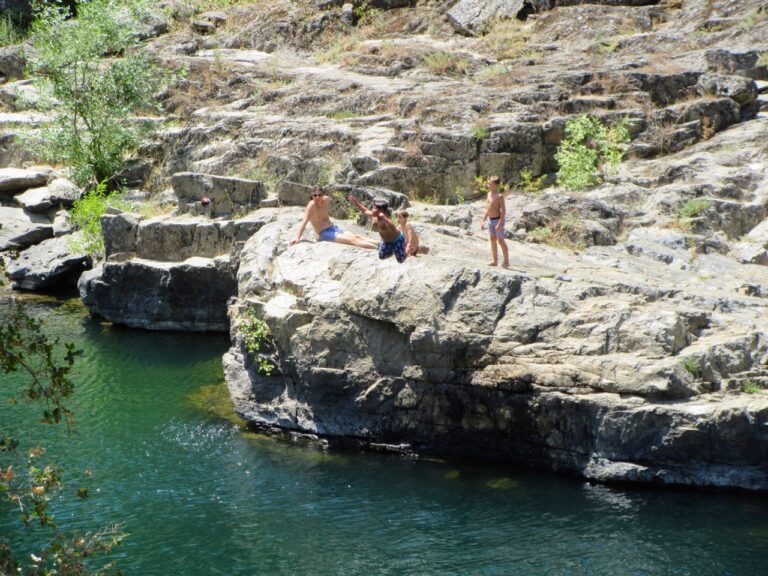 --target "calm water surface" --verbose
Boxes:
[2,296,767,576]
